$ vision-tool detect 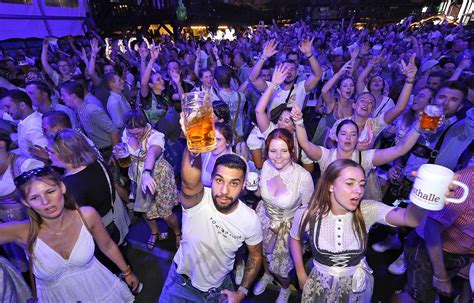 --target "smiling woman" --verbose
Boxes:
[252,128,314,300]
